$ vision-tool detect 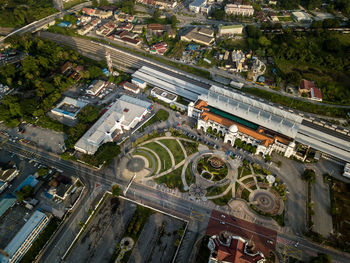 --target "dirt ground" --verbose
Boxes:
[128,213,186,263]
[65,196,186,263]
[65,196,137,263]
